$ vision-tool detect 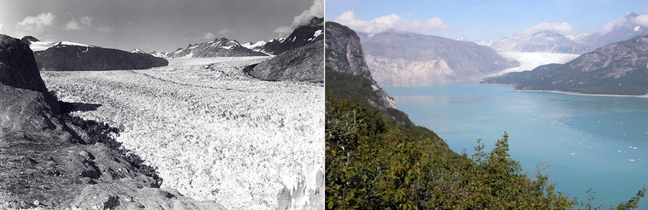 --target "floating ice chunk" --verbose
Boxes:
[629,146,633,148]
[571,153,576,156]
[629,159,636,162]
[618,150,622,152]
[633,147,638,150]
